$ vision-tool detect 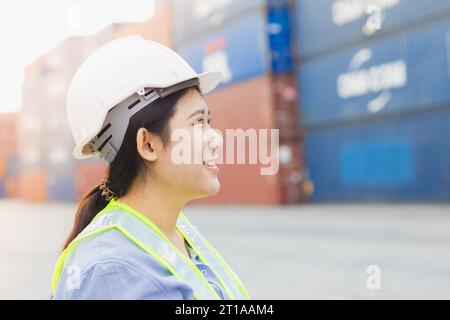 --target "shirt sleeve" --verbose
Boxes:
[61,260,186,300]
